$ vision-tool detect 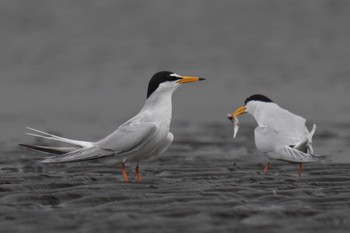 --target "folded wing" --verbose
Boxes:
[255,124,327,162]
[24,122,159,163]
[96,121,158,153]
[269,146,320,163]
